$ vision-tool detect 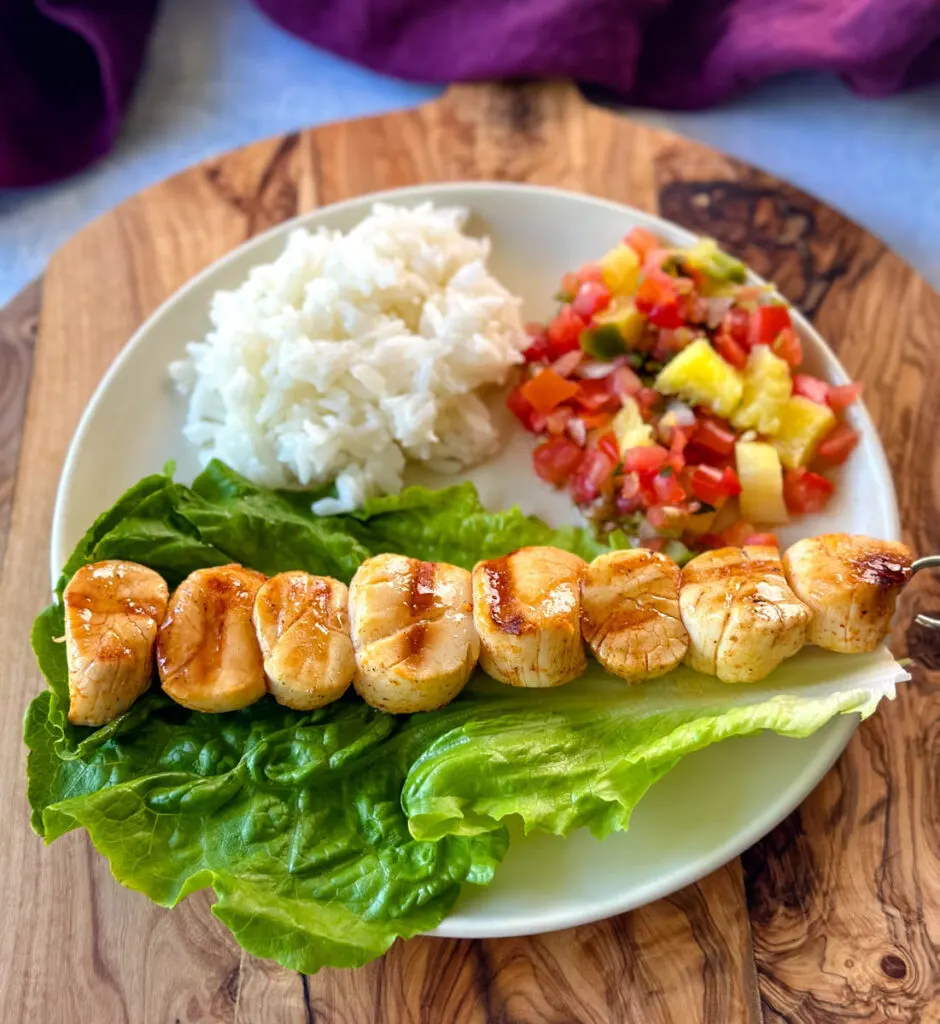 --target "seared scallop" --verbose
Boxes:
[472,545,586,688]
[581,549,688,681]
[783,534,913,653]
[680,545,811,683]
[63,560,169,726]
[157,564,267,713]
[348,554,479,714]
[253,571,355,710]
